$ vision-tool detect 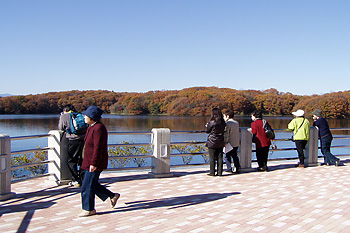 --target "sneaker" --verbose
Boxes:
[78,209,96,217]
[335,160,341,166]
[225,168,234,173]
[69,181,80,187]
[110,193,120,208]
